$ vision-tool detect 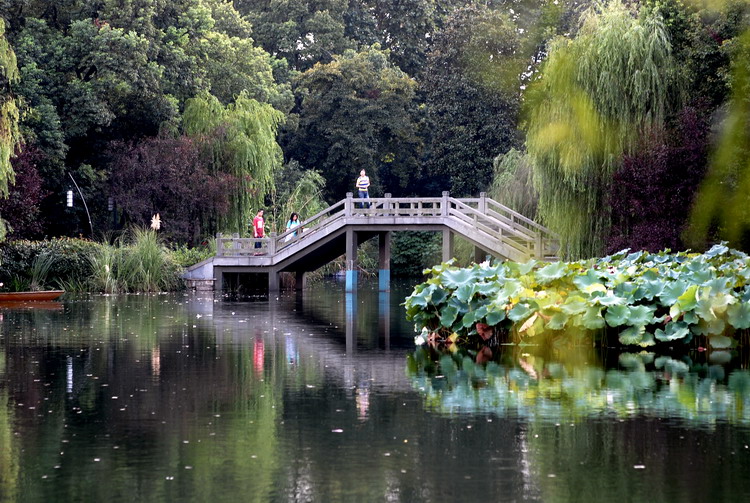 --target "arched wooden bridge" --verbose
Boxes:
[183,192,559,292]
